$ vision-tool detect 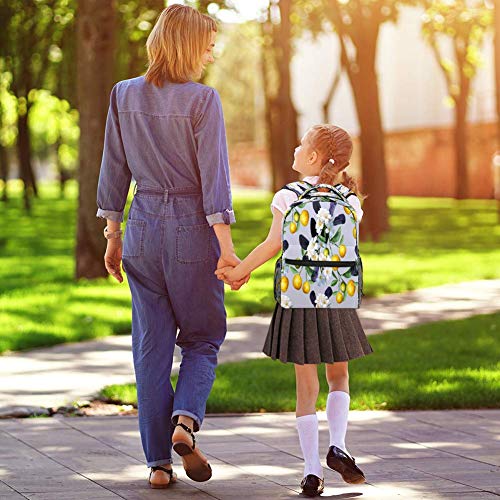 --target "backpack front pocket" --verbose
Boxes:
[280,258,361,309]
